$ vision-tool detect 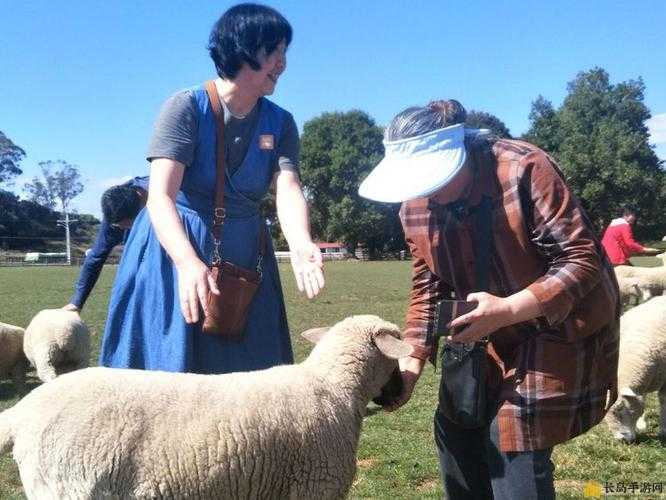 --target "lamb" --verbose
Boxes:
[614,263,666,302]
[22,309,90,382]
[0,322,28,390]
[605,296,666,442]
[0,315,412,499]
